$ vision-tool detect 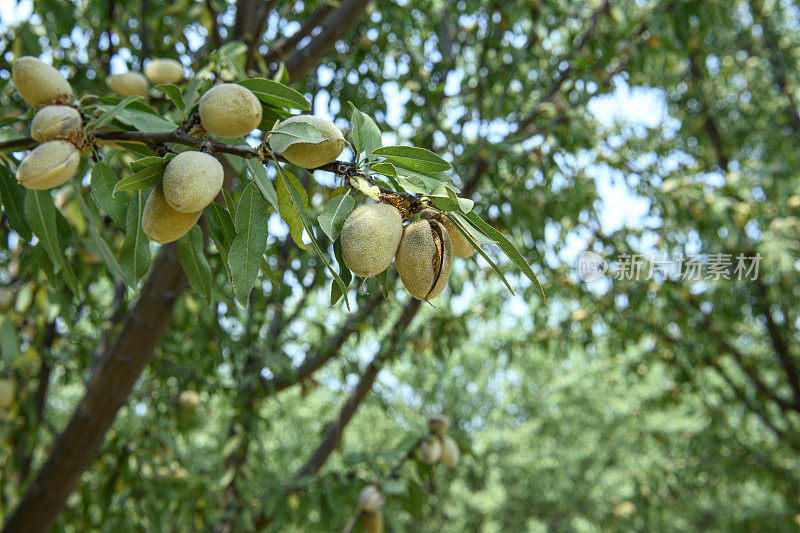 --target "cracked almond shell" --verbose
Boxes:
[16,140,80,190]
[142,184,202,243]
[420,208,475,258]
[395,219,452,301]
[31,105,82,142]
[199,83,262,138]
[341,203,403,277]
[12,56,73,108]
[162,151,224,213]
[270,115,344,168]
[106,72,150,97]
